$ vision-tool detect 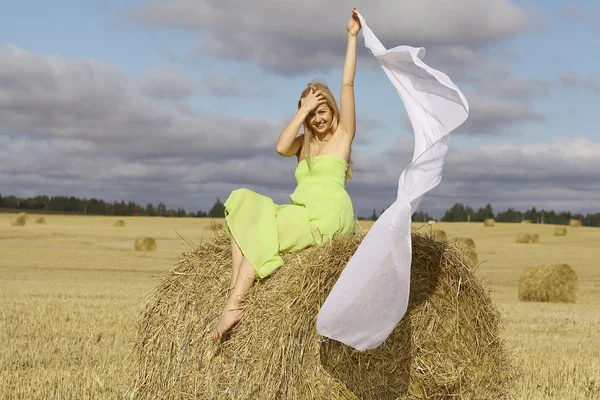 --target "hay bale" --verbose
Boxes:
[453,237,478,266]
[114,219,126,227]
[521,220,532,224]
[518,264,578,303]
[131,233,513,399]
[34,217,46,224]
[455,237,476,250]
[554,227,567,236]
[568,219,581,227]
[134,237,156,251]
[433,230,447,242]
[483,218,495,227]
[10,213,27,226]
[531,234,539,243]
[516,233,531,243]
